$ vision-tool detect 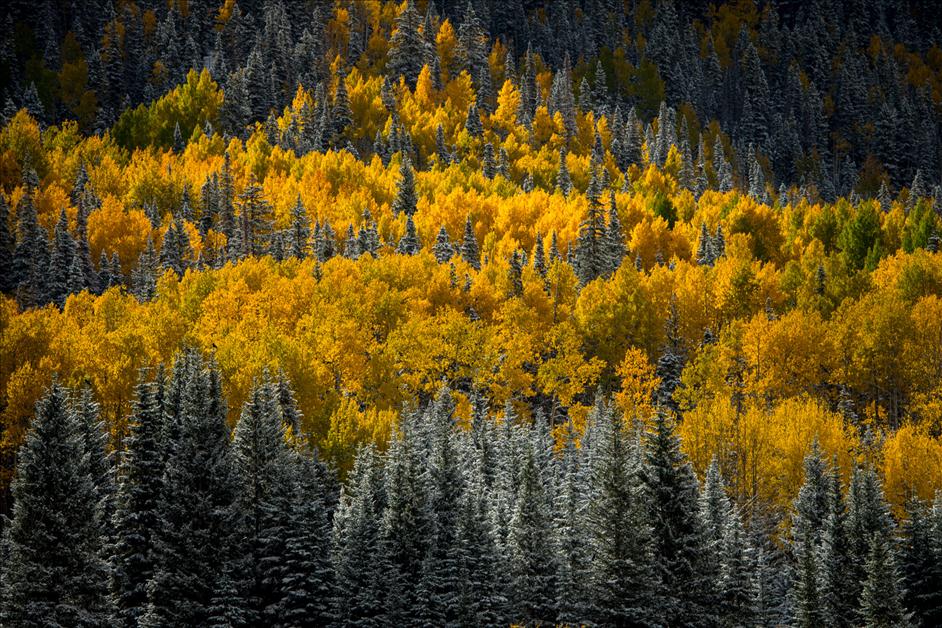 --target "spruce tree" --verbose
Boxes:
[0,194,13,292]
[112,372,165,627]
[507,448,556,624]
[396,215,421,255]
[585,400,660,626]
[555,147,572,196]
[392,156,419,217]
[387,0,426,87]
[460,215,480,270]
[643,410,714,626]
[141,353,238,626]
[331,445,385,625]
[237,176,275,256]
[0,383,112,627]
[432,225,454,263]
[229,376,295,625]
[654,296,686,416]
